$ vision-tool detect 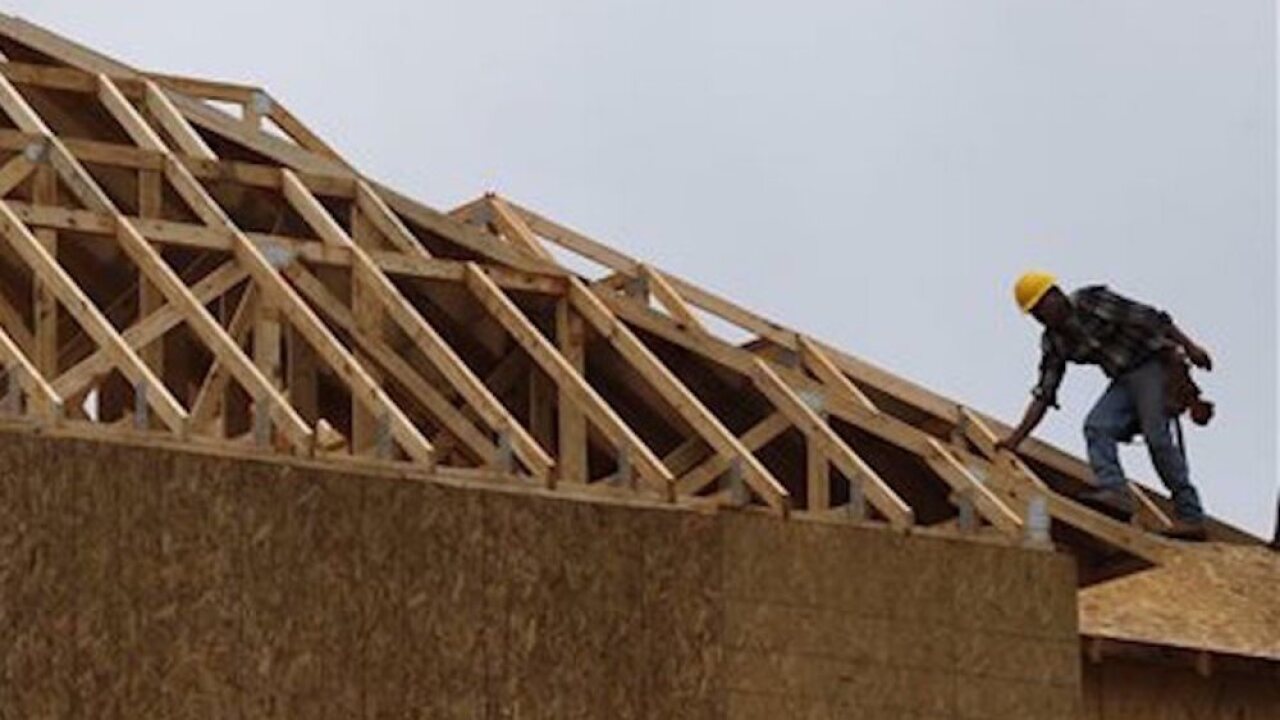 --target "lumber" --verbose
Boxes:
[555,299,588,483]
[0,202,188,433]
[164,157,435,465]
[923,437,1022,535]
[284,262,498,465]
[279,169,545,476]
[567,276,789,510]
[638,263,703,331]
[488,194,554,261]
[0,319,61,418]
[751,358,913,526]
[0,151,36,196]
[464,263,673,496]
[53,262,248,398]
[191,285,257,429]
[144,80,216,159]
